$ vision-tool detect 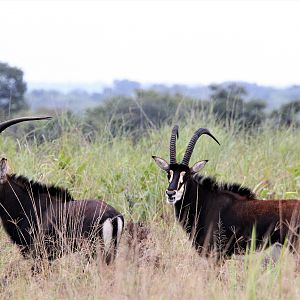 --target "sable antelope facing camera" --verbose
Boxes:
[0,117,124,264]
[153,125,300,258]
